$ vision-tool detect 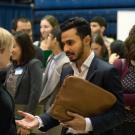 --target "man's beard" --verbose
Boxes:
[66,44,84,62]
